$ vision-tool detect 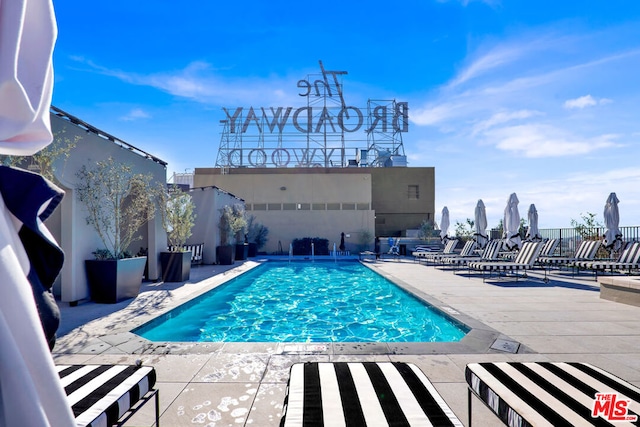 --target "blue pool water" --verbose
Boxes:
[134,261,468,343]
